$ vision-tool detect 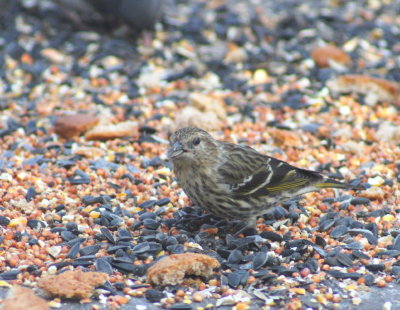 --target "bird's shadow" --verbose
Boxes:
[170,201,303,238]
